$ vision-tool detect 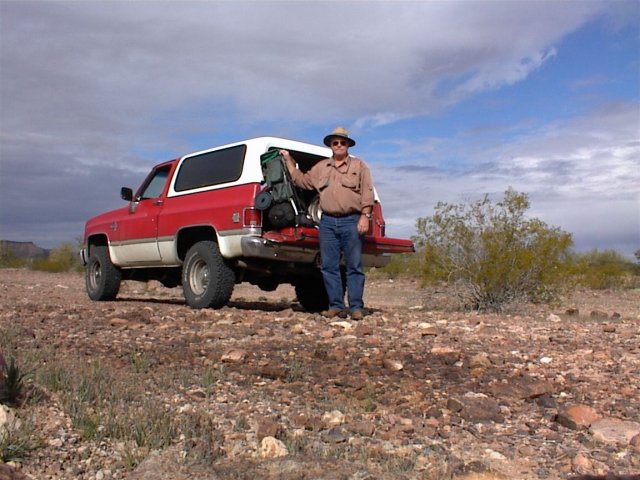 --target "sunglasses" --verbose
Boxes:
[331,140,348,147]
